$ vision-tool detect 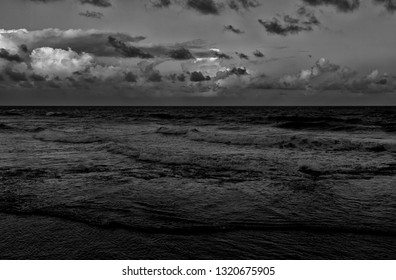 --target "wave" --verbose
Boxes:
[381,122,396,133]
[267,115,396,134]
[148,113,180,120]
[275,121,360,132]
[103,142,263,181]
[0,123,15,130]
[298,162,396,179]
[28,127,47,133]
[0,206,394,237]
[1,109,23,116]
[267,115,361,124]
[156,126,200,135]
[0,167,58,179]
[33,129,103,144]
[187,130,396,153]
